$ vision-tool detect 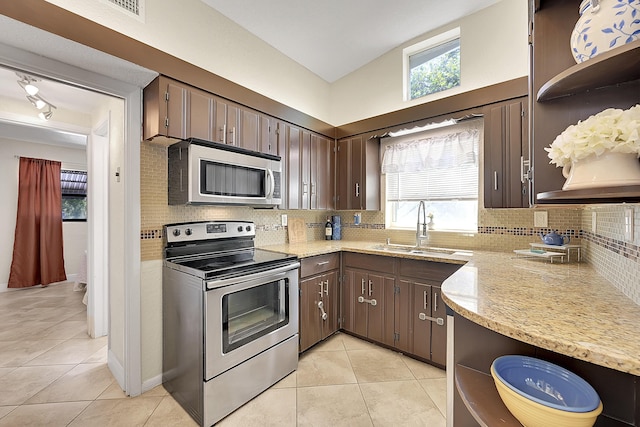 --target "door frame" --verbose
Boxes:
[0,42,145,396]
